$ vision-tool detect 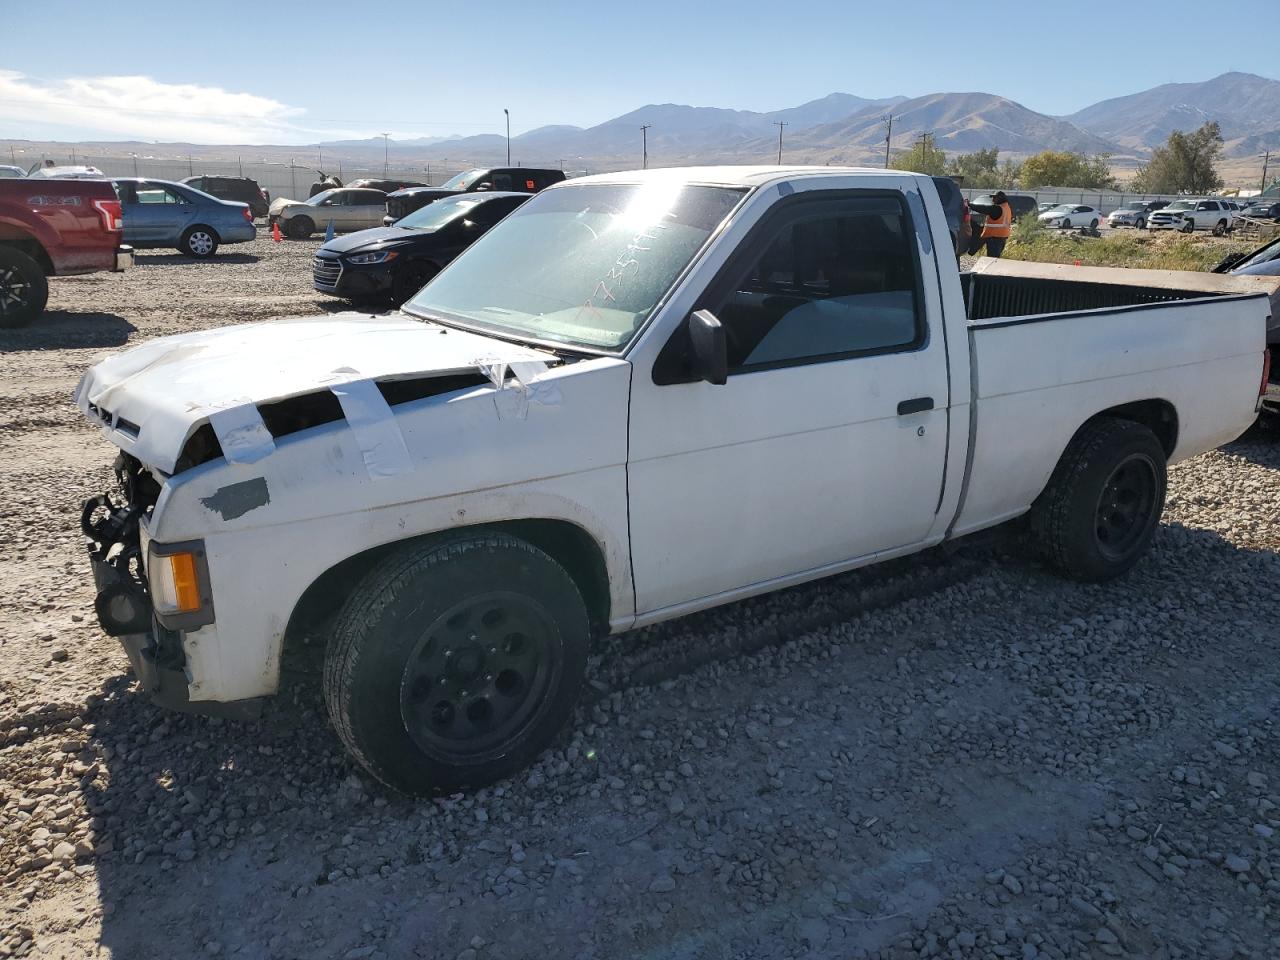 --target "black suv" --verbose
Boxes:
[182,176,269,218]
[384,167,565,225]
